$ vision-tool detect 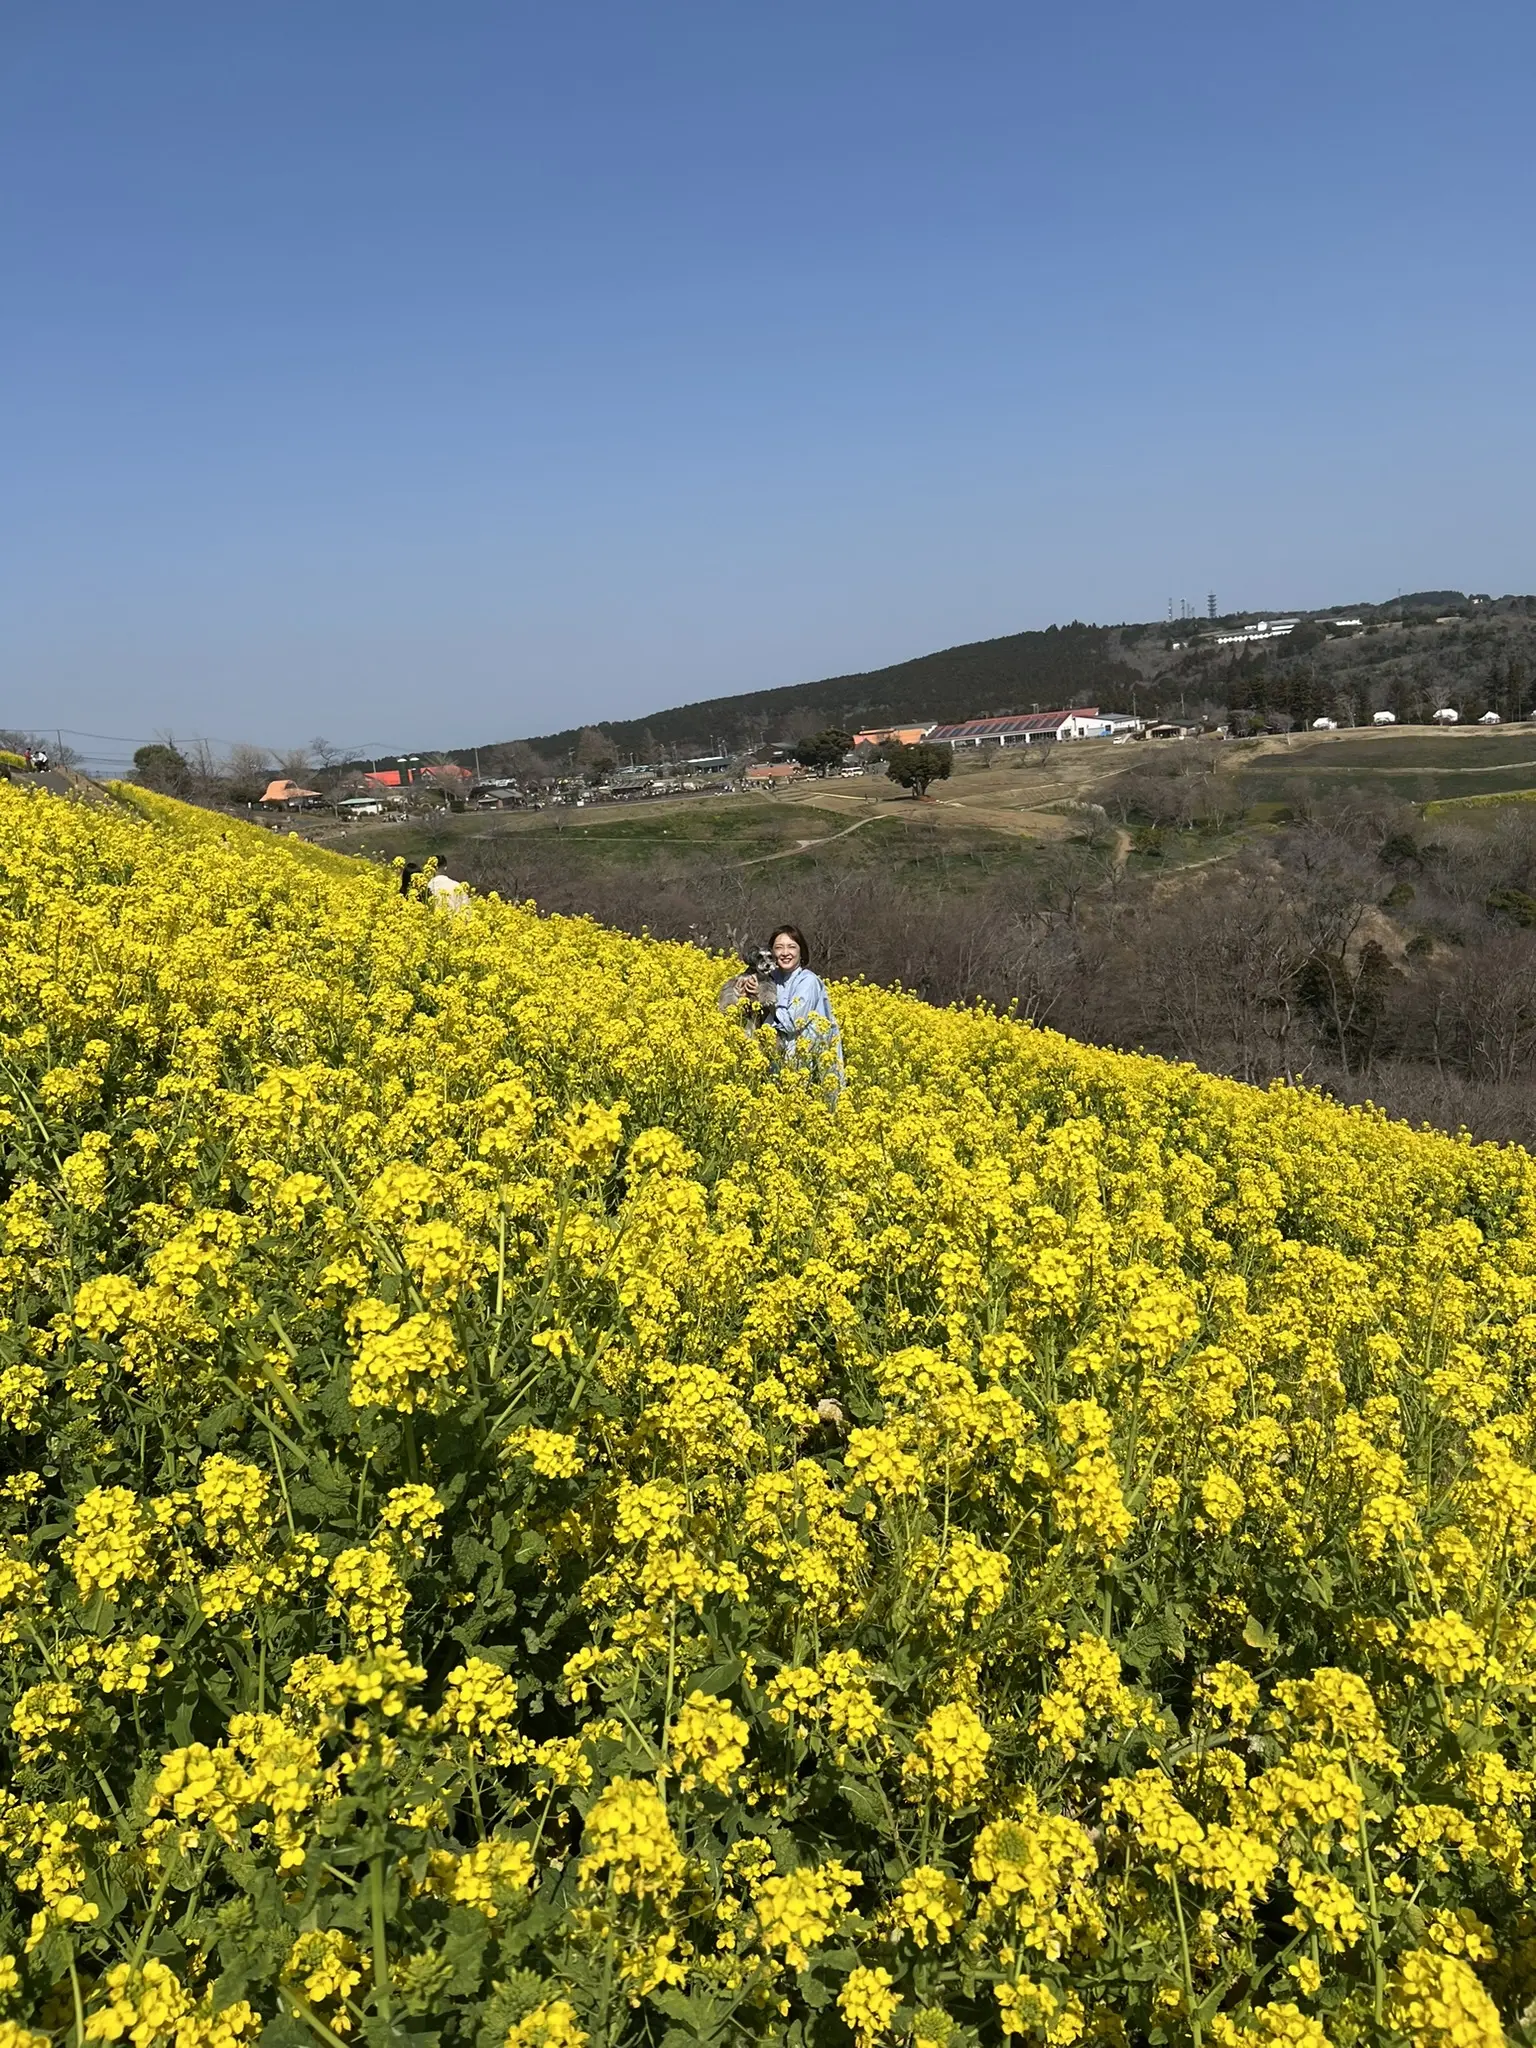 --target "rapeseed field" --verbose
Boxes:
[0,779,1533,2047]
